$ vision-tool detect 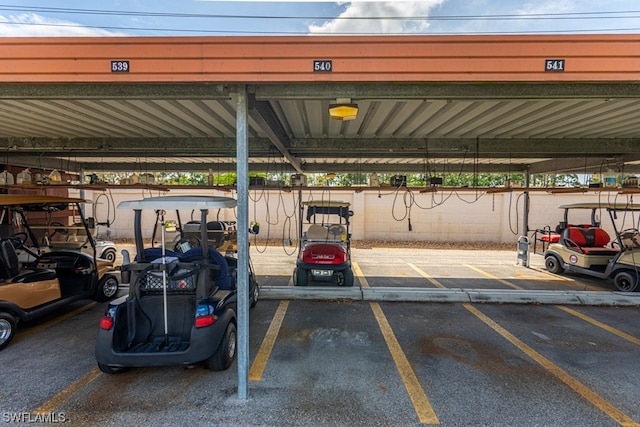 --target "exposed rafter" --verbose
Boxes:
[247,94,303,173]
